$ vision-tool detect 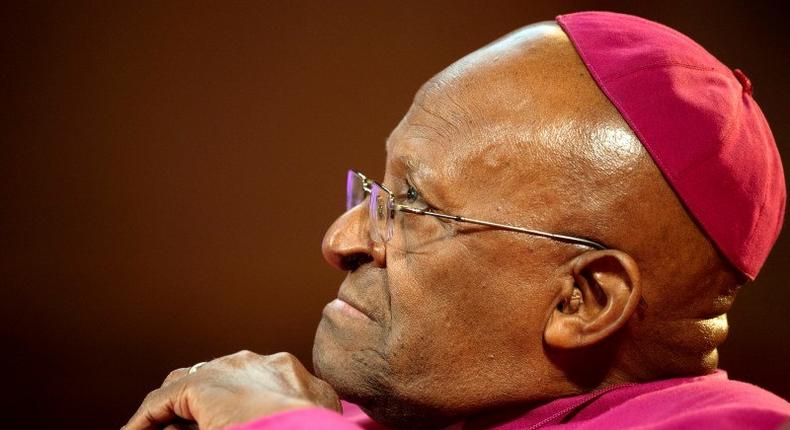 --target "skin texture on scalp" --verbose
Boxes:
[314,22,742,429]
